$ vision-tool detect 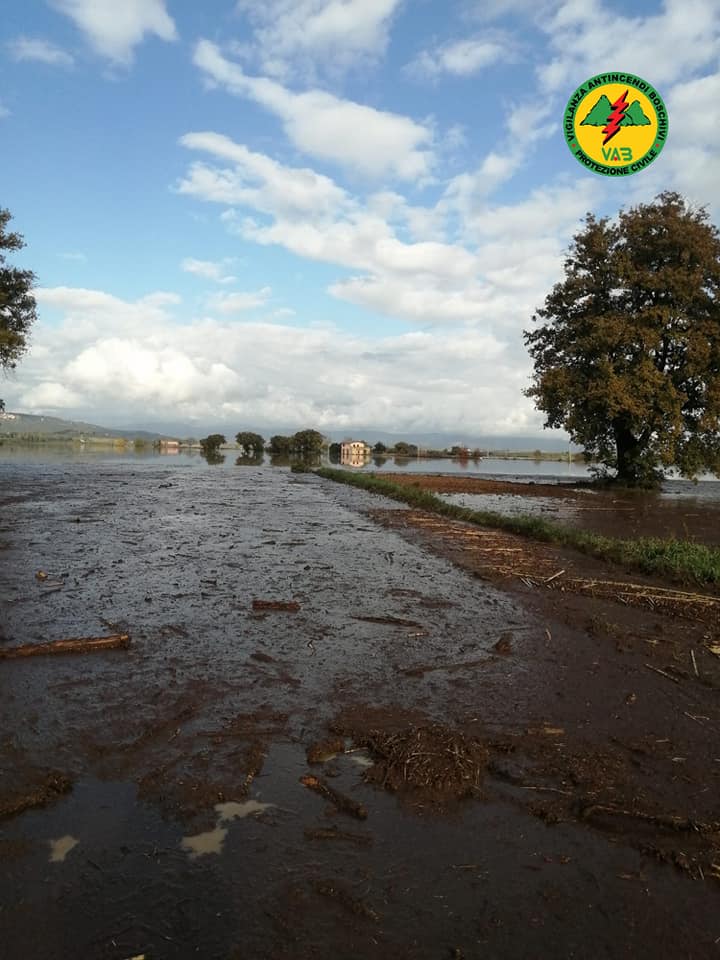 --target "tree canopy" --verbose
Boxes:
[1,209,37,409]
[200,434,225,453]
[235,431,265,456]
[291,429,324,455]
[524,192,720,486]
